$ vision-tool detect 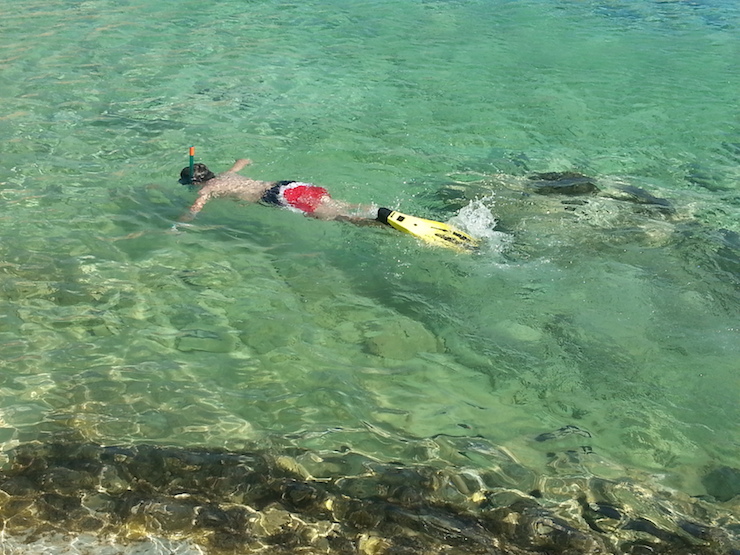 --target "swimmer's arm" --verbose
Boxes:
[179,191,212,221]
[227,158,252,173]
